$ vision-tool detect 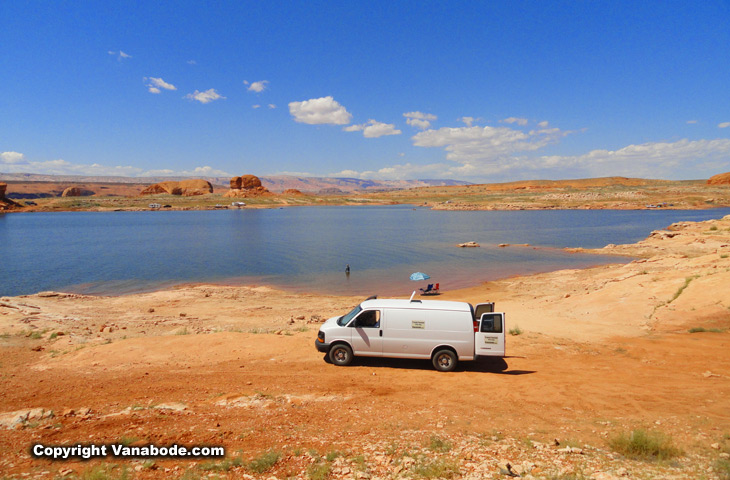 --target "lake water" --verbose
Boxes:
[1,206,729,297]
